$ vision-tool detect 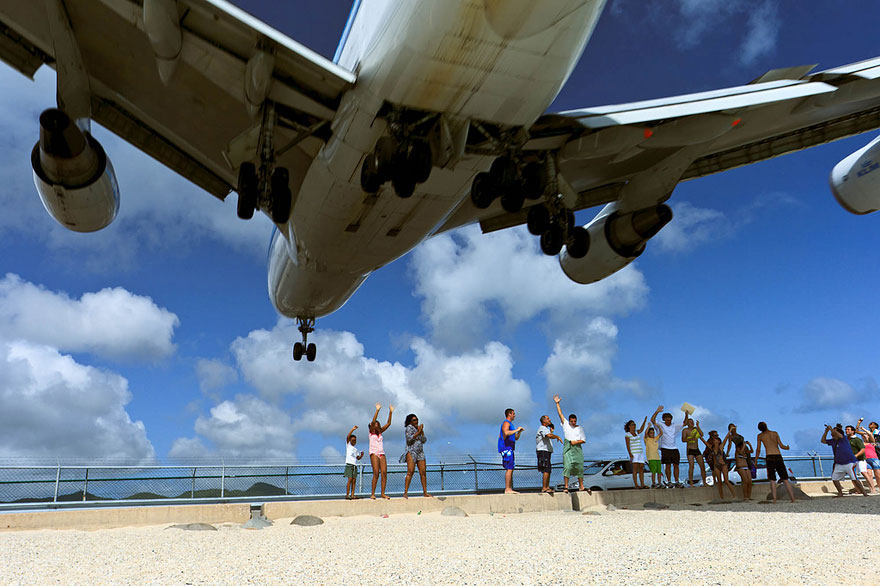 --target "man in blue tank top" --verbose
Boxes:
[499,408,524,494]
